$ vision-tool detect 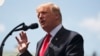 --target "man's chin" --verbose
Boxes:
[41,25,47,30]
[41,25,45,28]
